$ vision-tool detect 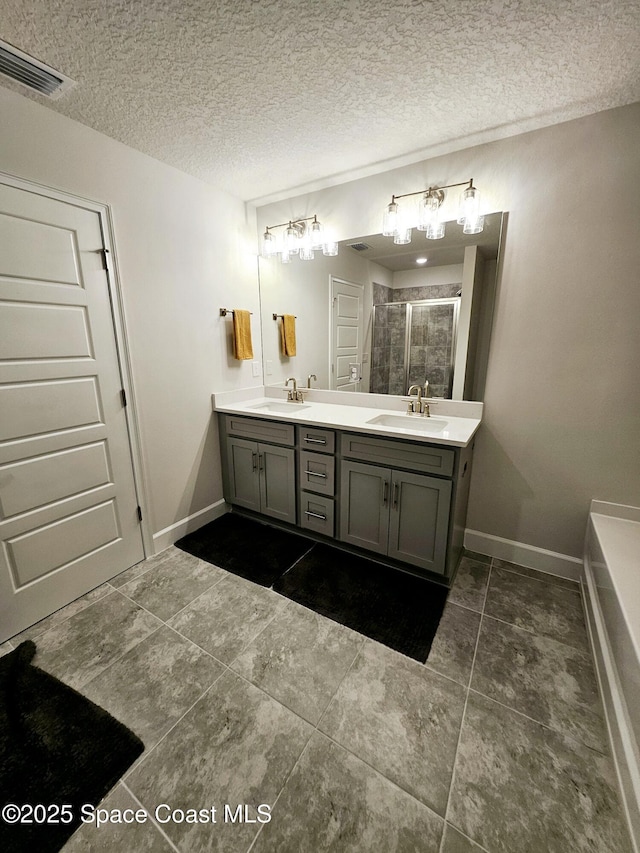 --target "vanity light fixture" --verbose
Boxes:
[261,215,338,262]
[383,178,484,243]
